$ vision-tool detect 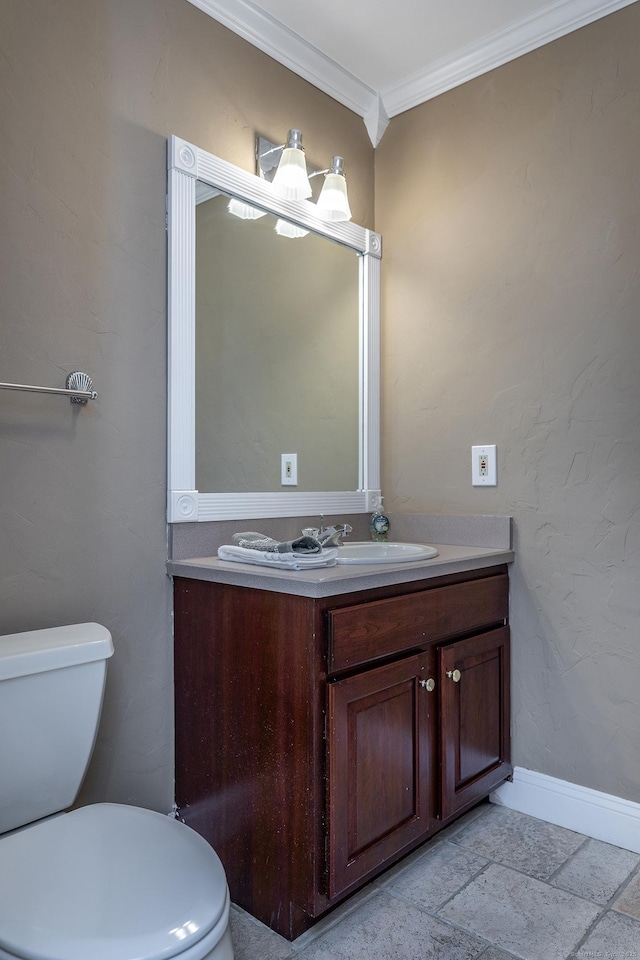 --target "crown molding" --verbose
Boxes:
[185,0,378,120]
[186,0,638,145]
[363,94,390,149]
